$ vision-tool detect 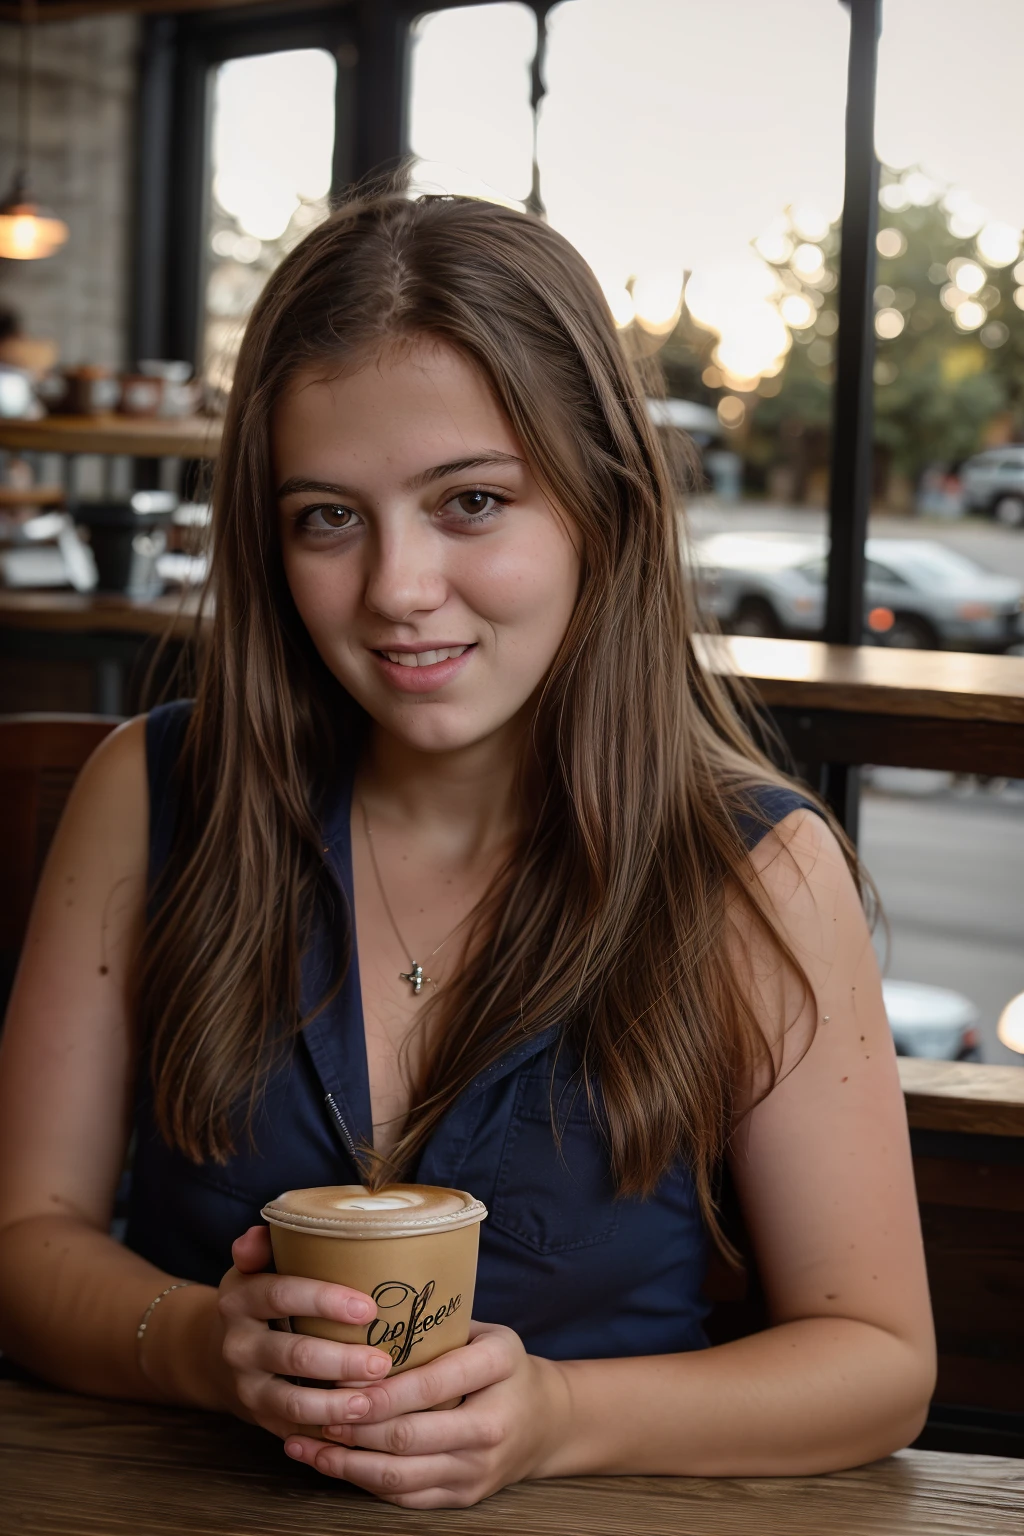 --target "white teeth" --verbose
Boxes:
[382,645,469,667]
